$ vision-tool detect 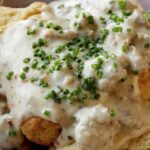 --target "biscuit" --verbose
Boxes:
[21,117,61,146]
[137,69,150,101]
